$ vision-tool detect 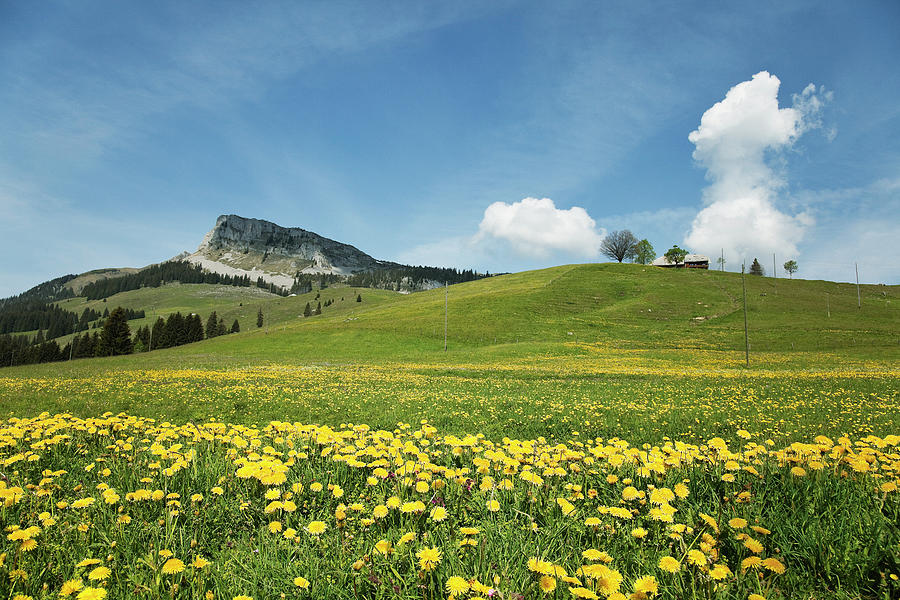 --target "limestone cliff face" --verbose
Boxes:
[186,215,391,287]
